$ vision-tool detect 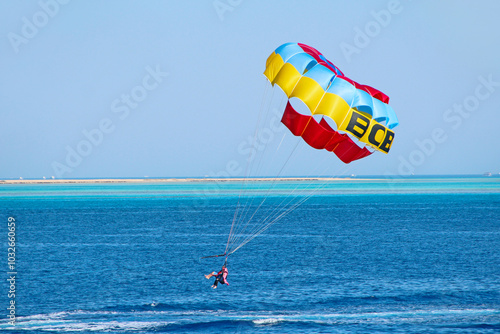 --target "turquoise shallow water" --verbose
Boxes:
[1,176,500,199]
[0,177,499,333]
